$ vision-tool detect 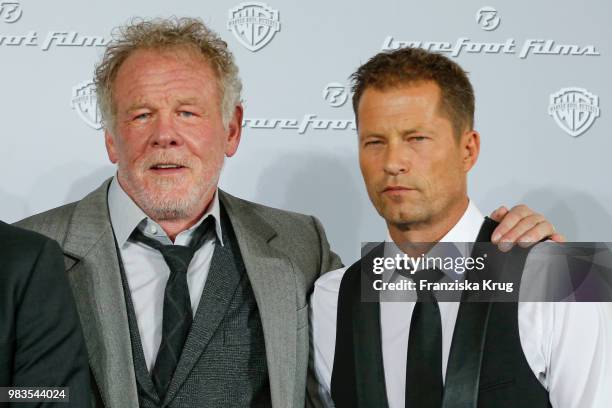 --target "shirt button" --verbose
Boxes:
[149,226,158,234]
